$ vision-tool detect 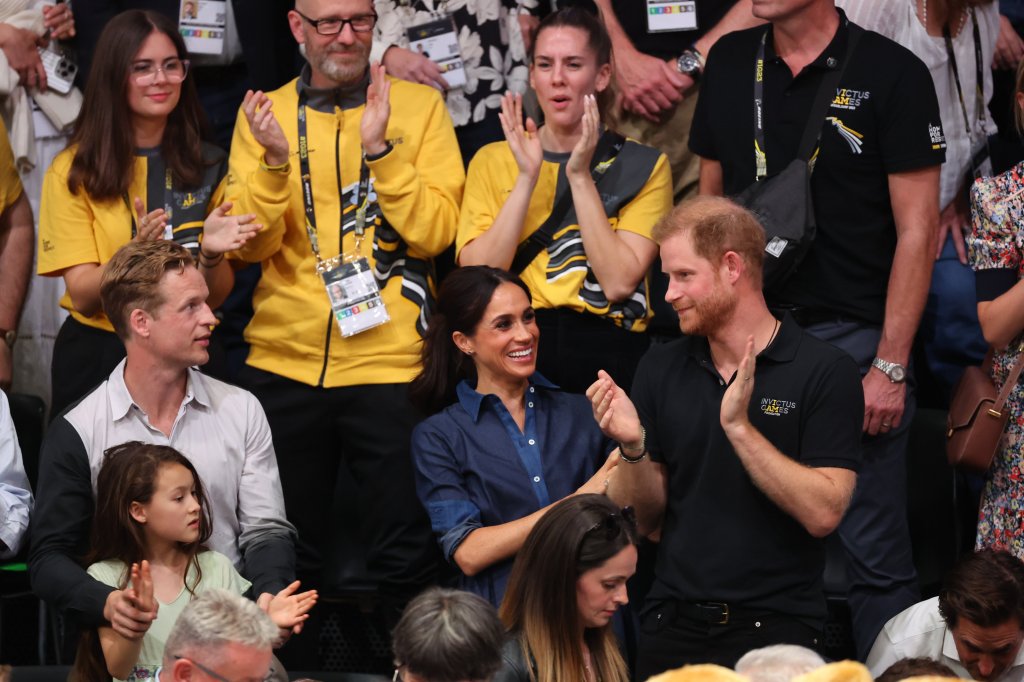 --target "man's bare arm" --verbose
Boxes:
[0,192,33,390]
